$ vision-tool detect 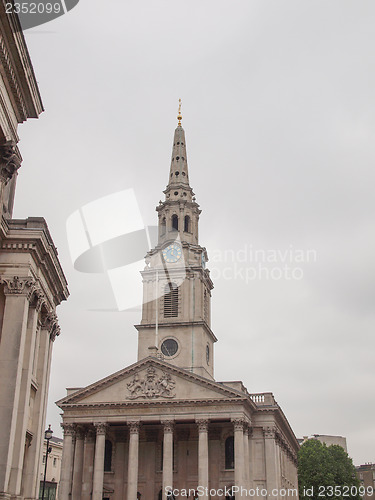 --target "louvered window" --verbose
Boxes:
[164,282,178,318]
[204,289,209,322]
